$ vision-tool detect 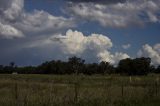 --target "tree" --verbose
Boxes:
[0,65,4,73]
[84,63,99,75]
[150,65,156,73]
[132,57,151,75]
[68,56,85,74]
[117,58,132,75]
[8,62,16,73]
[99,61,114,75]
[10,62,15,68]
[155,65,160,73]
[117,57,151,75]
